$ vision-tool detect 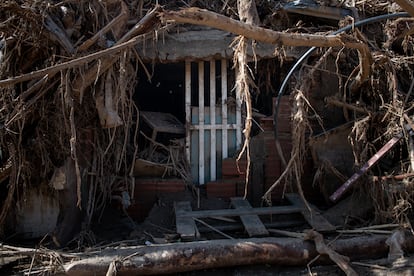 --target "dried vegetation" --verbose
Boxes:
[1,0,414,274]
